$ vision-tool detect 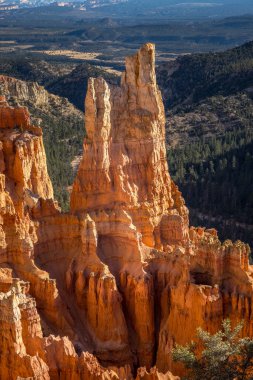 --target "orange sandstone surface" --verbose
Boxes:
[0,44,251,380]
